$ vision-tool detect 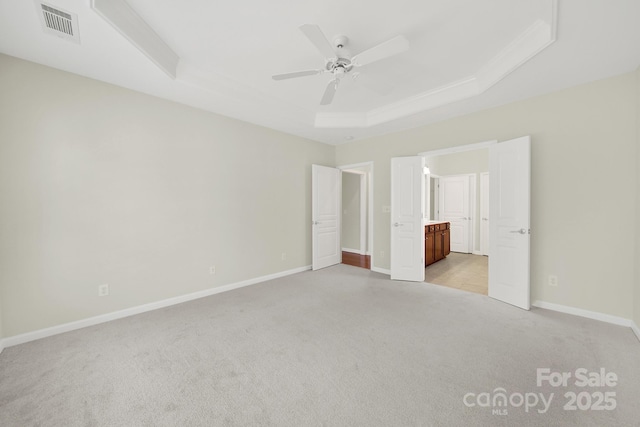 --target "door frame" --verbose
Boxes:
[424,173,440,221]
[340,170,367,255]
[480,172,490,256]
[338,161,374,264]
[418,140,498,280]
[431,175,440,221]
